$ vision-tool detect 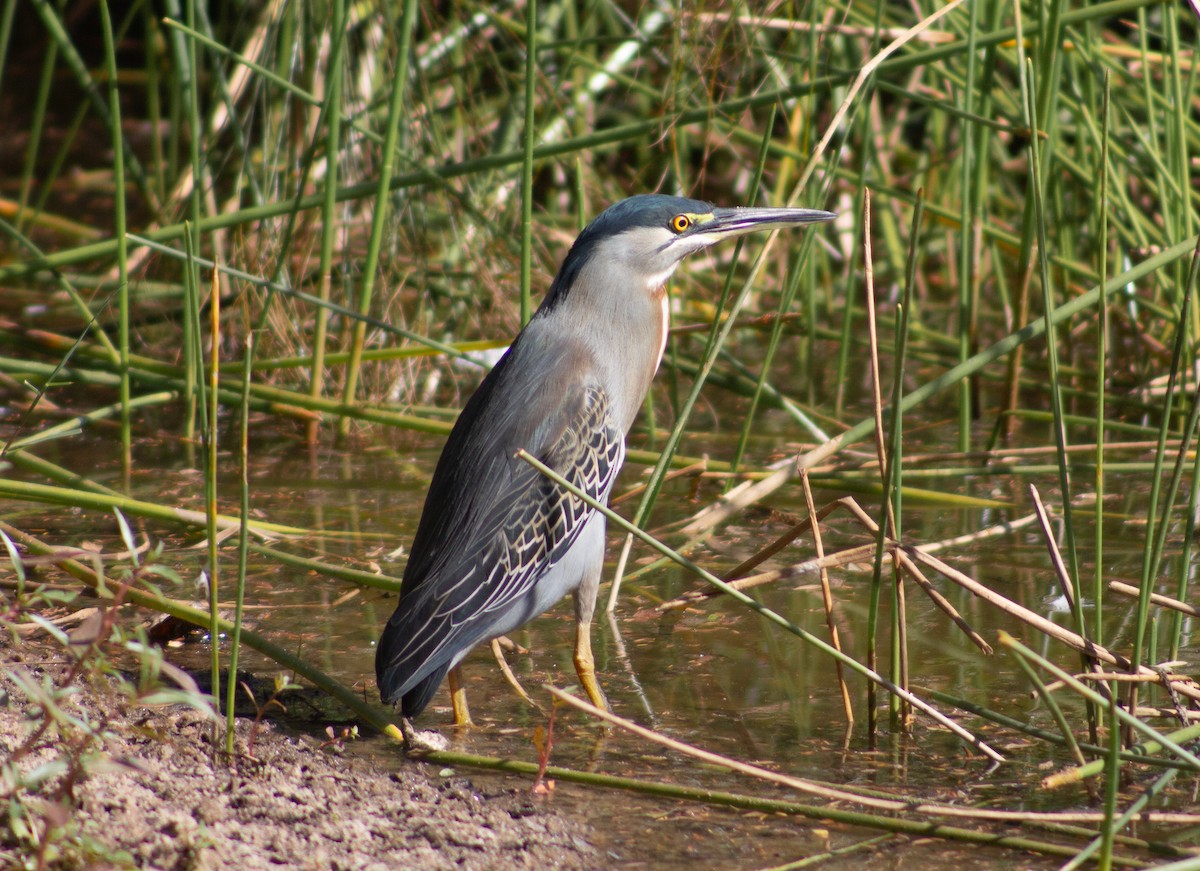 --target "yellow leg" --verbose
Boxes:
[448,665,474,726]
[572,618,608,711]
[572,549,608,711]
